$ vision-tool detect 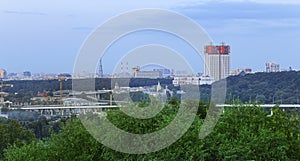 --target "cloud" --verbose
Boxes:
[175,1,300,25]
[4,10,47,16]
[173,1,300,37]
[231,18,300,28]
[181,0,300,5]
[71,27,93,31]
[249,0,300,4]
